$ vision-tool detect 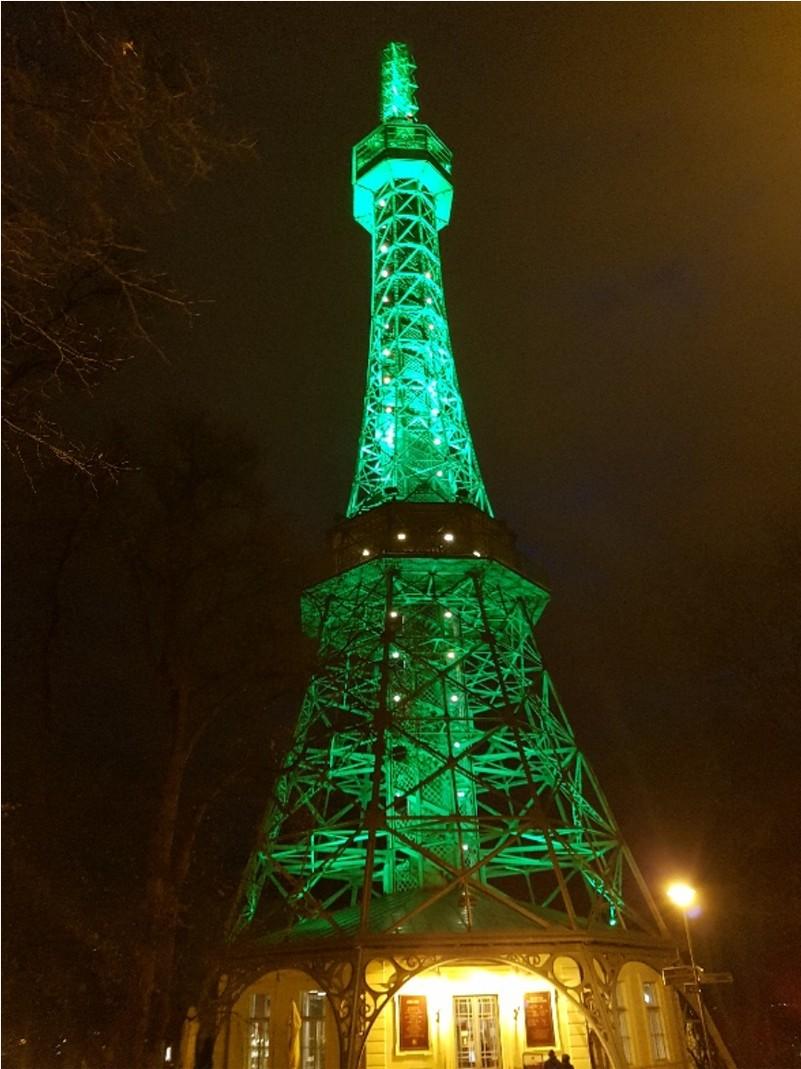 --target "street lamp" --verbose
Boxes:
[666,882,713,1068]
